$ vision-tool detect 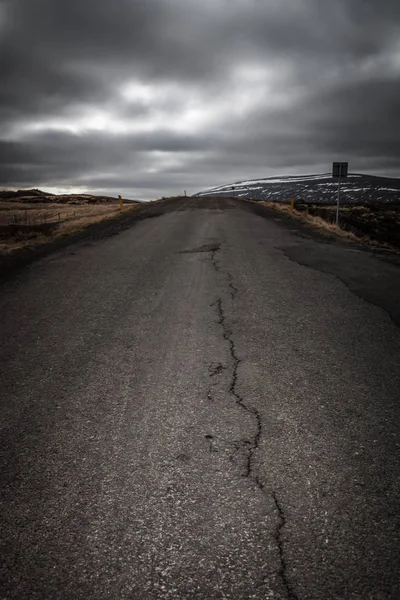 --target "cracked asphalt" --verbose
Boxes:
[1,196,400,599]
